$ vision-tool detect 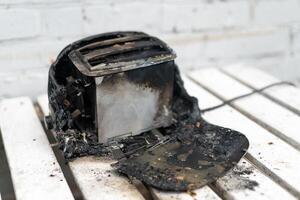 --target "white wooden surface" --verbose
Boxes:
[1,67,300,199]
[0,97,74,200]
[151,185,220,200]
[69,157,144,200]
[215,159,295,199]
